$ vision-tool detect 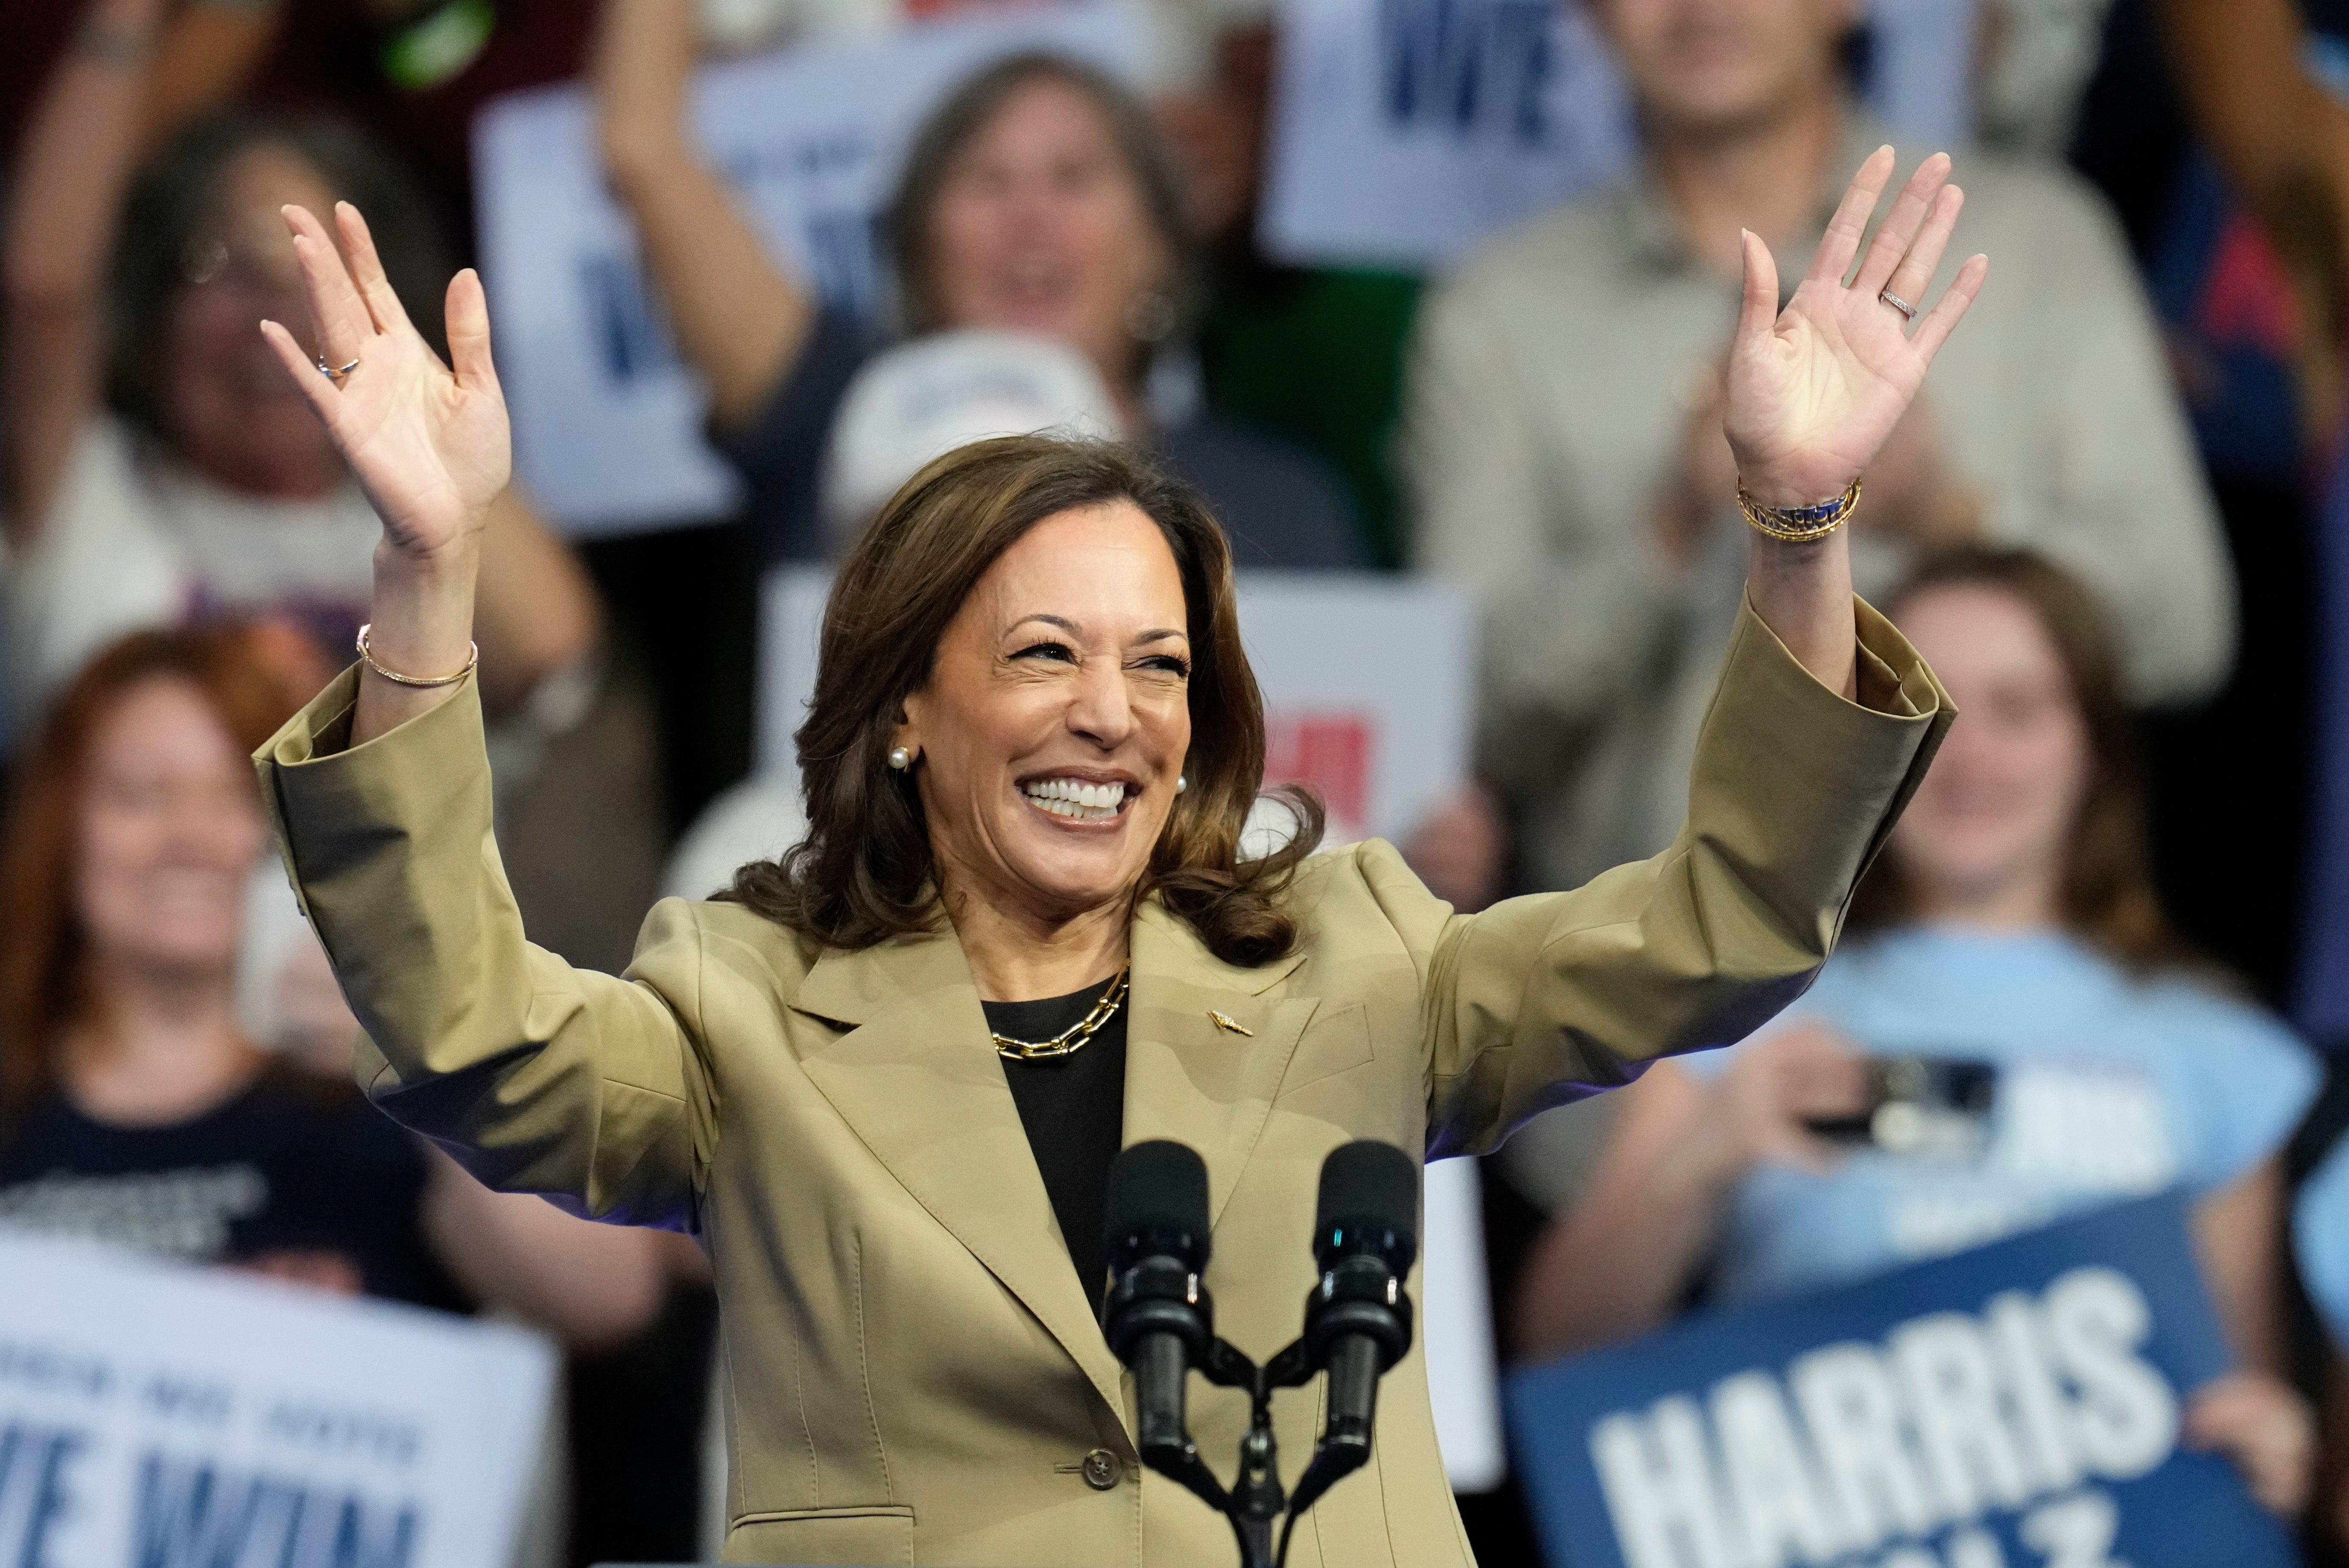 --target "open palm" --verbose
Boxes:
[1725,149,1990,510]
[259,202,510,558]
